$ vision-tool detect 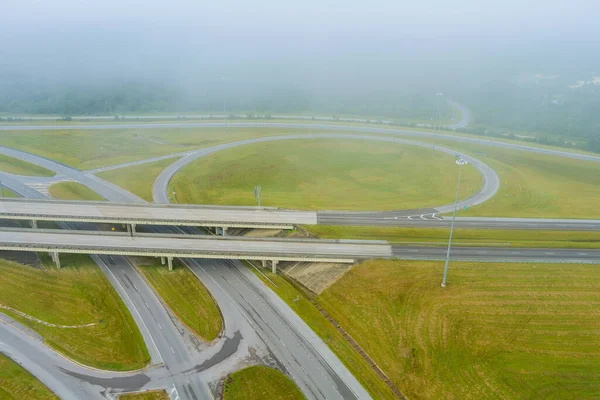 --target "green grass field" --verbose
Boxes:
[223,366,305,400]
[246,263,397,399]
[0,187,19,198]
[0,353,58,399]
[48,182,104,200]
[428,138,600,218]
[119,390,168,400]
[0,154,55,177]
[136,259,222,341]
[97,158,178,201]
[317,260,600,399]
[170,139,481,211]
[0,254,150,370]
[306,225,600,248]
